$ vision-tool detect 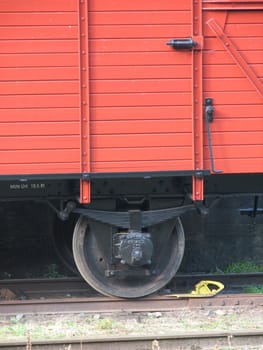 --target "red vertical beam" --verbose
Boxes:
[79,0,91,204]
[192,0,204,201]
